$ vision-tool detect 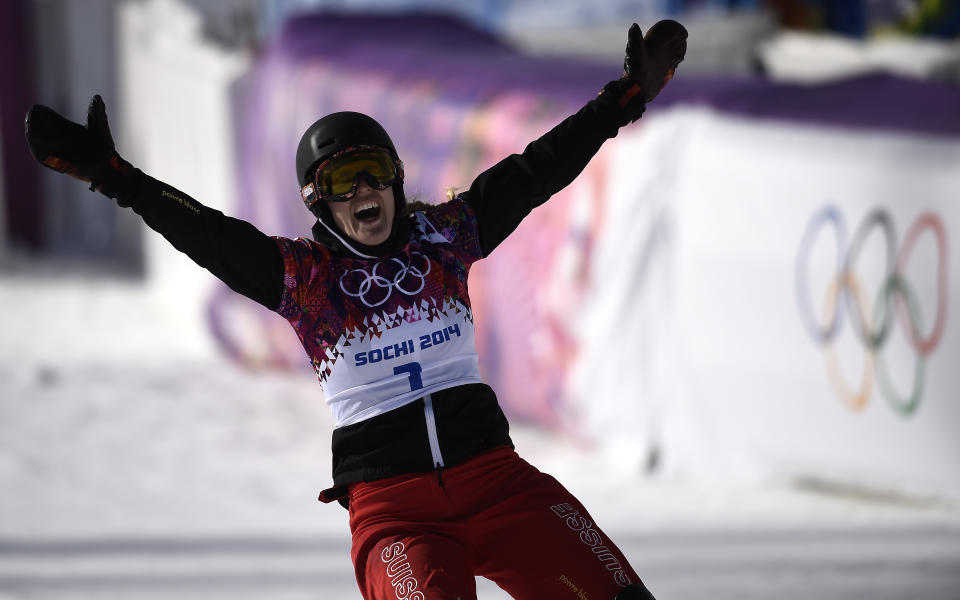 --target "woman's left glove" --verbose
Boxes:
[25,95,140,205]
[601,20,688,126]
